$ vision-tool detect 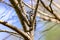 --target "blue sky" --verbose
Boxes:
[0,0,46,40]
